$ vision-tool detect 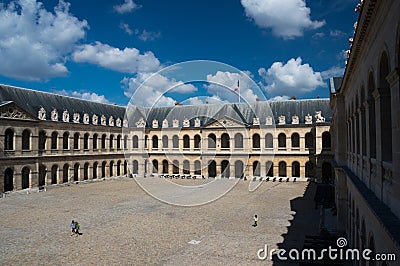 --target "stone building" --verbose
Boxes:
[1,84,333,193]
[330,0,400,262]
